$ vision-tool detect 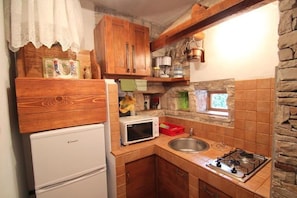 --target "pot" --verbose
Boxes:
[185,47,205,62]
